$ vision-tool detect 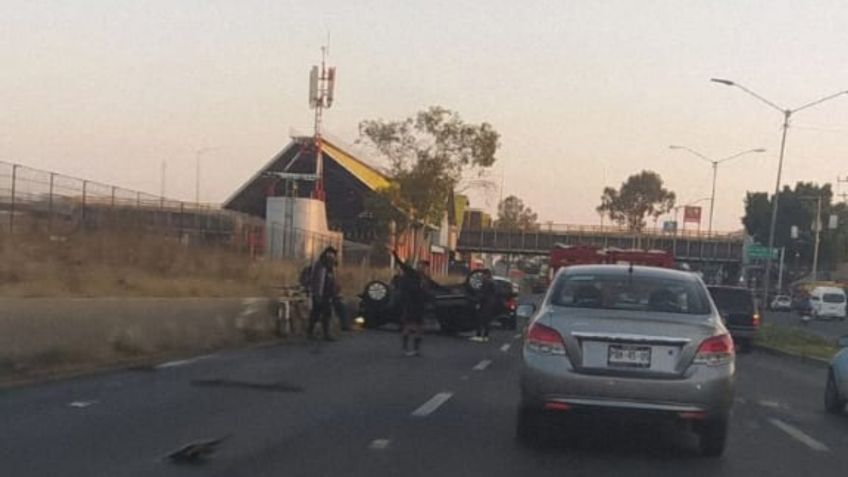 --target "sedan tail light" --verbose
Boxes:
[693,334,735,366]
[526,322,567,356]
[752,312,761,329]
